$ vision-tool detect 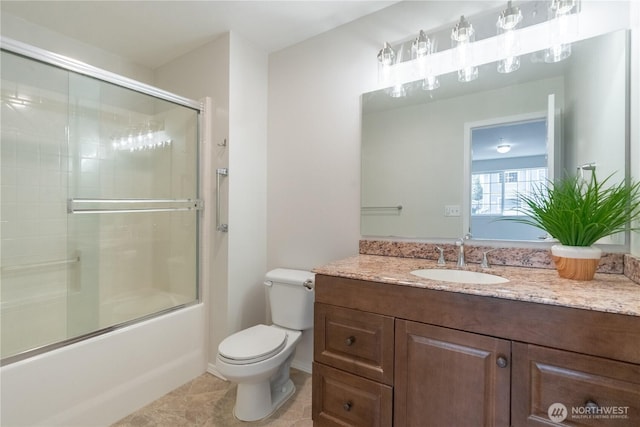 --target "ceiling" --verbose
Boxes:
[0,0,399,69]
